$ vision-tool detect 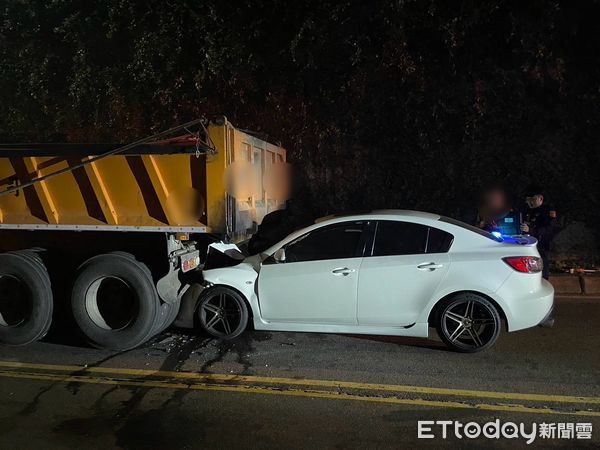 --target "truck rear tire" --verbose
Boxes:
[0,252,53,345]
[155,298,181,334]
[71,254,160,351]
[108,251,179,334]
